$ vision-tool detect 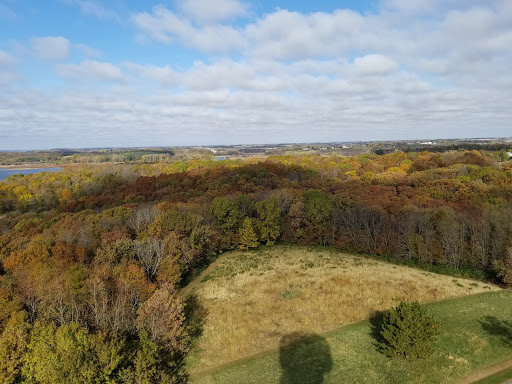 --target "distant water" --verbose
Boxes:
[0,167,63,181]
